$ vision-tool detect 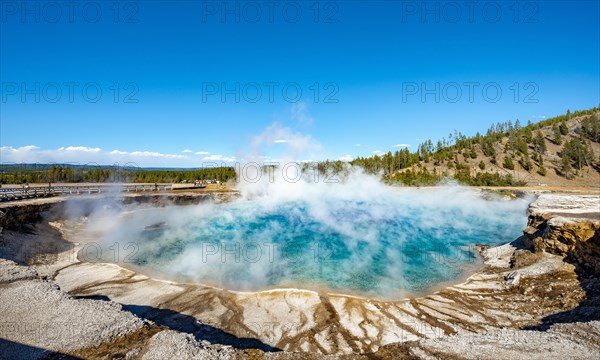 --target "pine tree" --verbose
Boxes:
[519,153,533,172]
[469,146,477,159]
[479,160,485,170]
[561,152,572,178]
[553,124,562,145]
[537,156,547,176]
[533,131,547,154]
[503,156,515,170]
[524,127,533,143]
[515,136,528,154]
[581,113,600,142]
[559,120,568,135]
[563,138,594,170]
